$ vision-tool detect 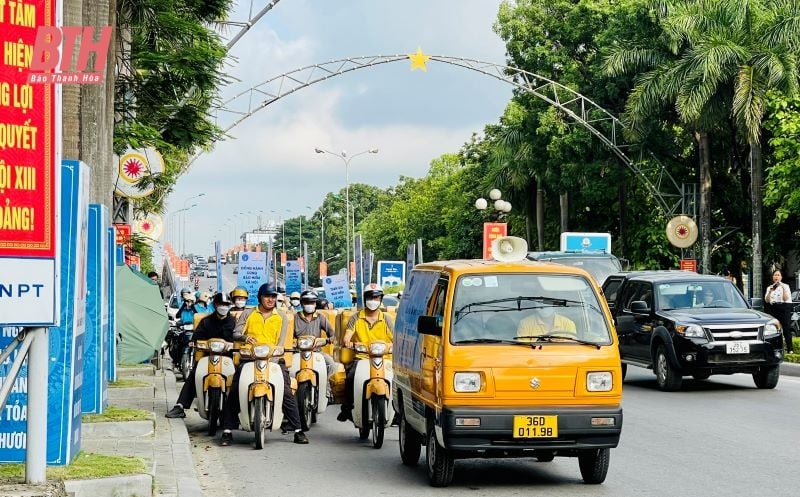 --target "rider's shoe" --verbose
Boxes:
[294,431,309,444]
[337,407,352,422]
[220,431,233,446]
[165,405,185,418]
